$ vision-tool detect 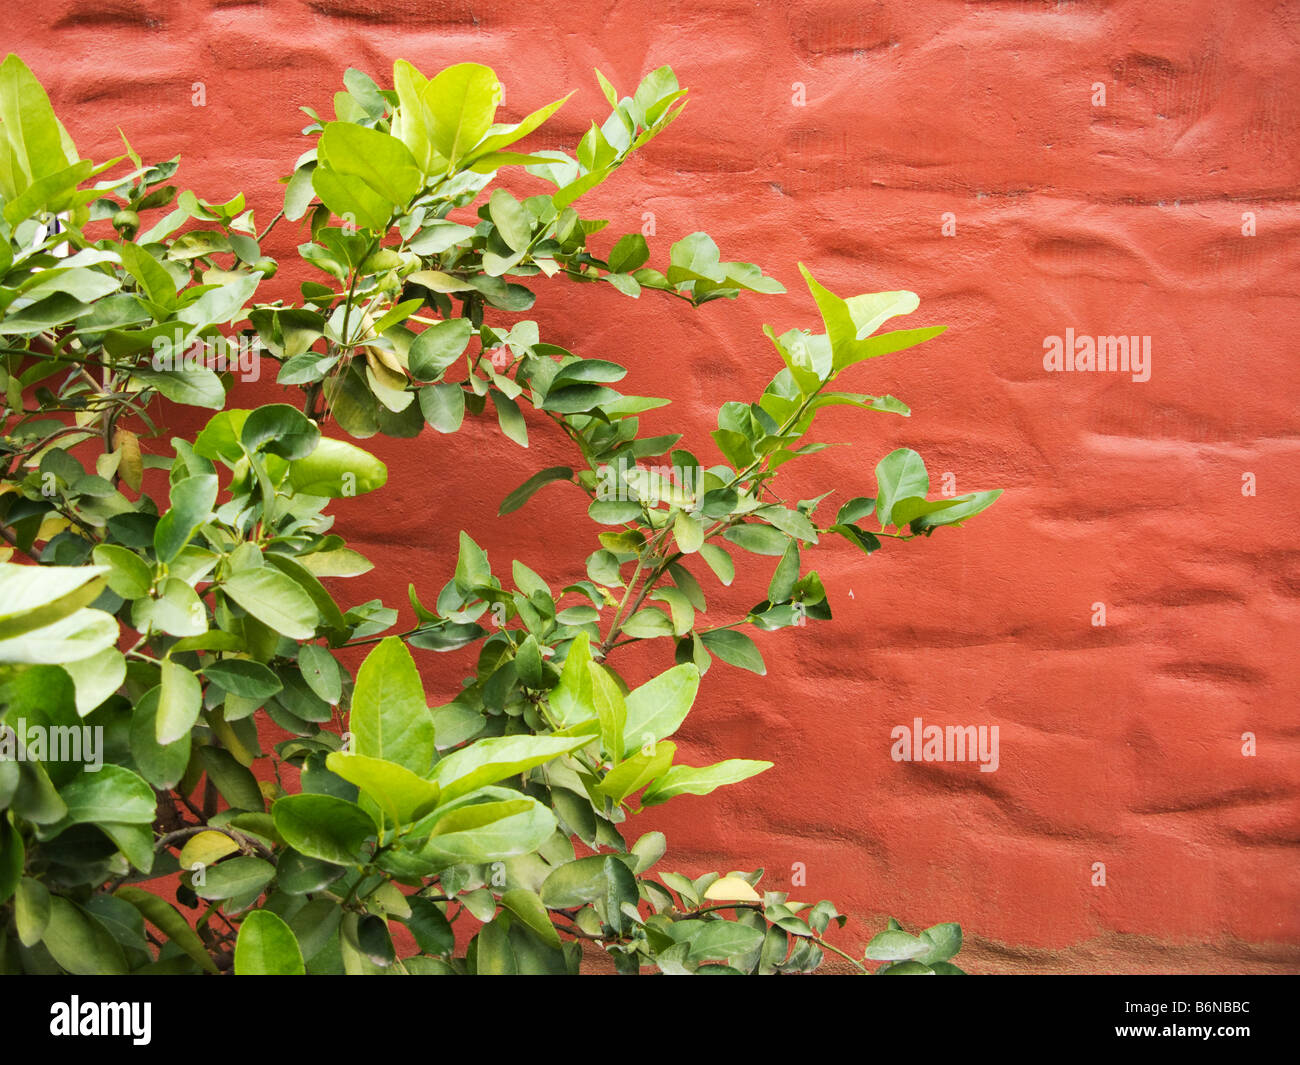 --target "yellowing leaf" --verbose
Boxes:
[703,875,762,902]
[178,830,239,869]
